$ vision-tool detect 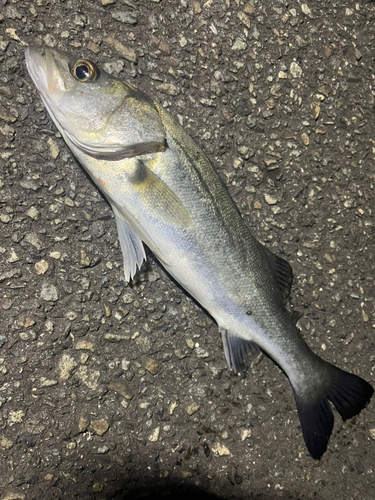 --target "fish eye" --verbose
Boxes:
[72,60,98,82]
